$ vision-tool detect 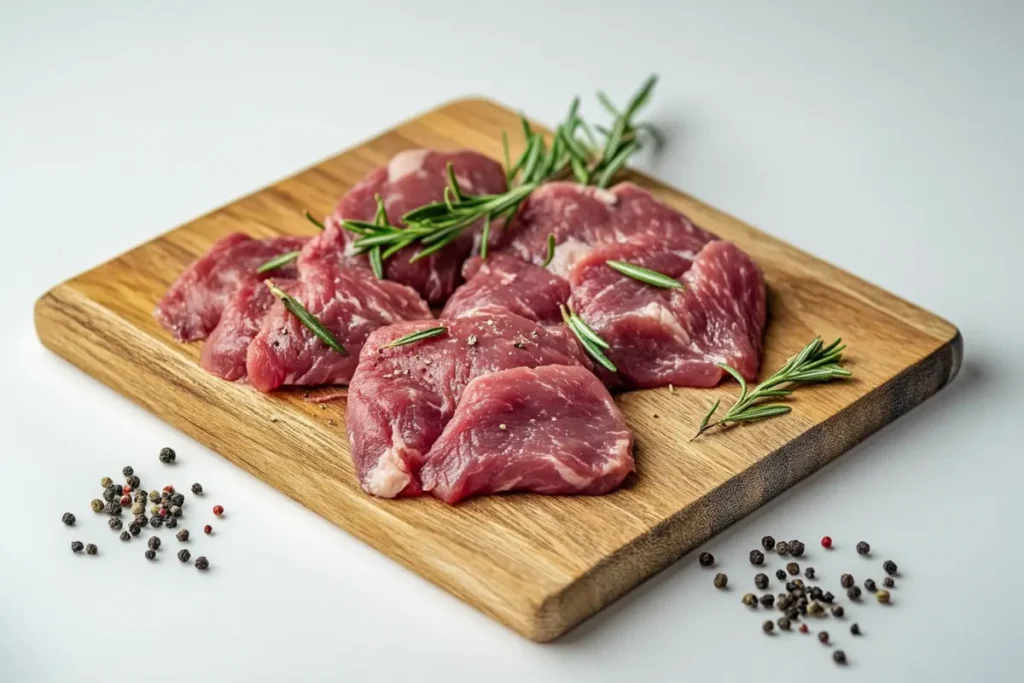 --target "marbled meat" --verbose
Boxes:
[440,253,570,324]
